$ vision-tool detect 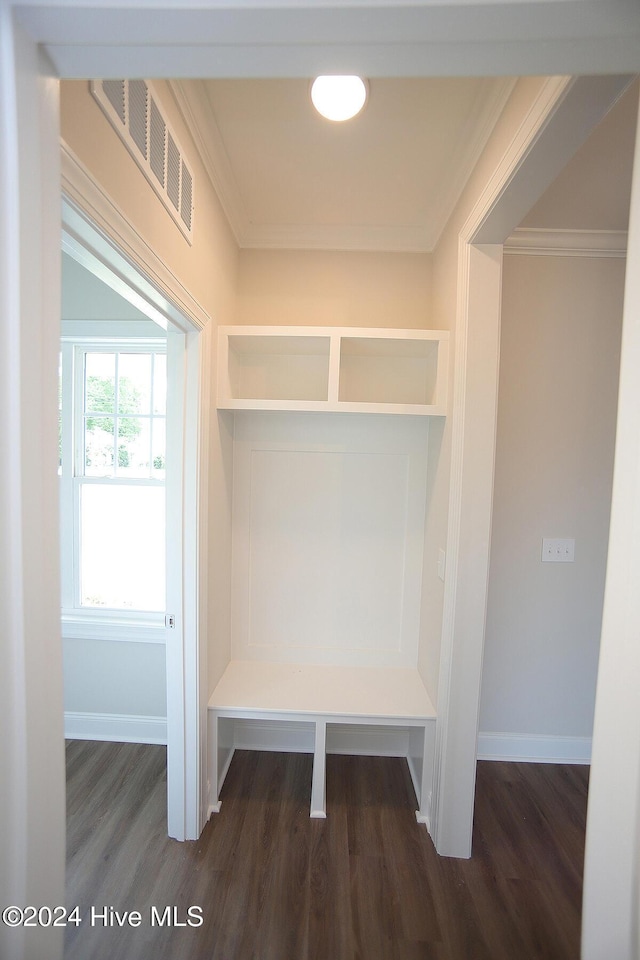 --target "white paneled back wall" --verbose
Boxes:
[231,412,430,668]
